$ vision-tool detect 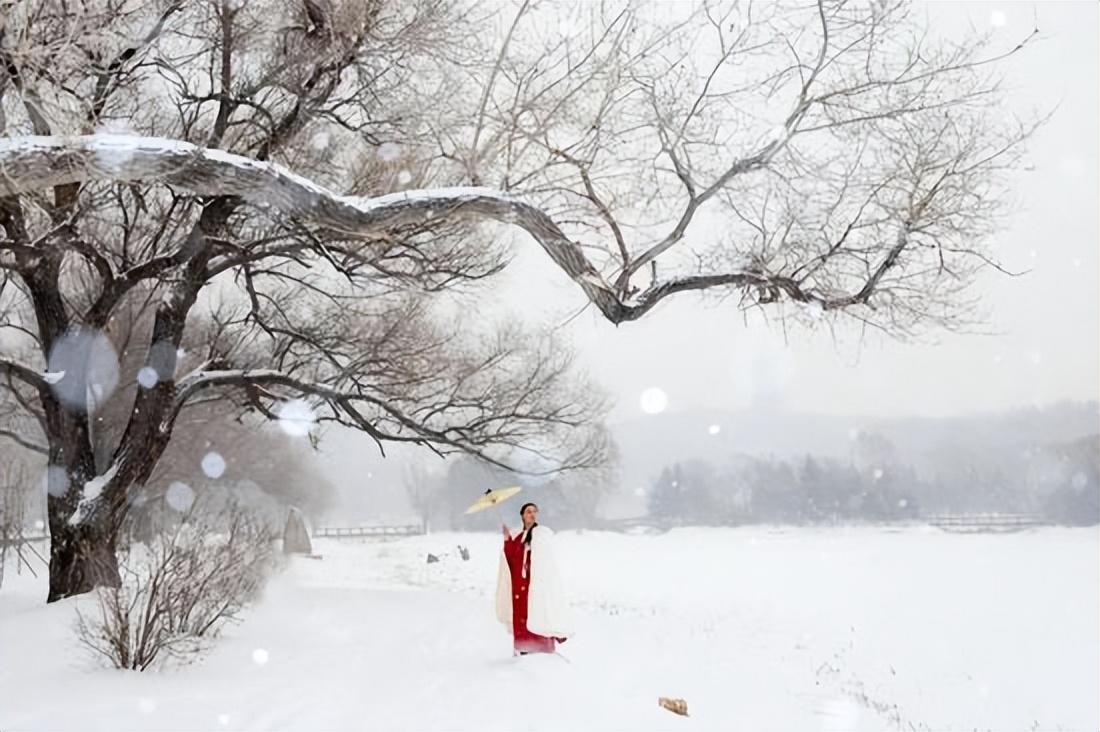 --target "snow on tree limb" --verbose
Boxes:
[0,126,1031,328]
[67,463,120,527]
[0,135,628,320]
